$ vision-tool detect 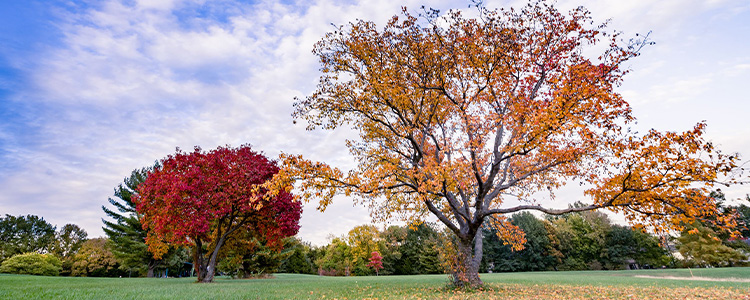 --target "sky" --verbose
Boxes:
[0,0,748,246]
